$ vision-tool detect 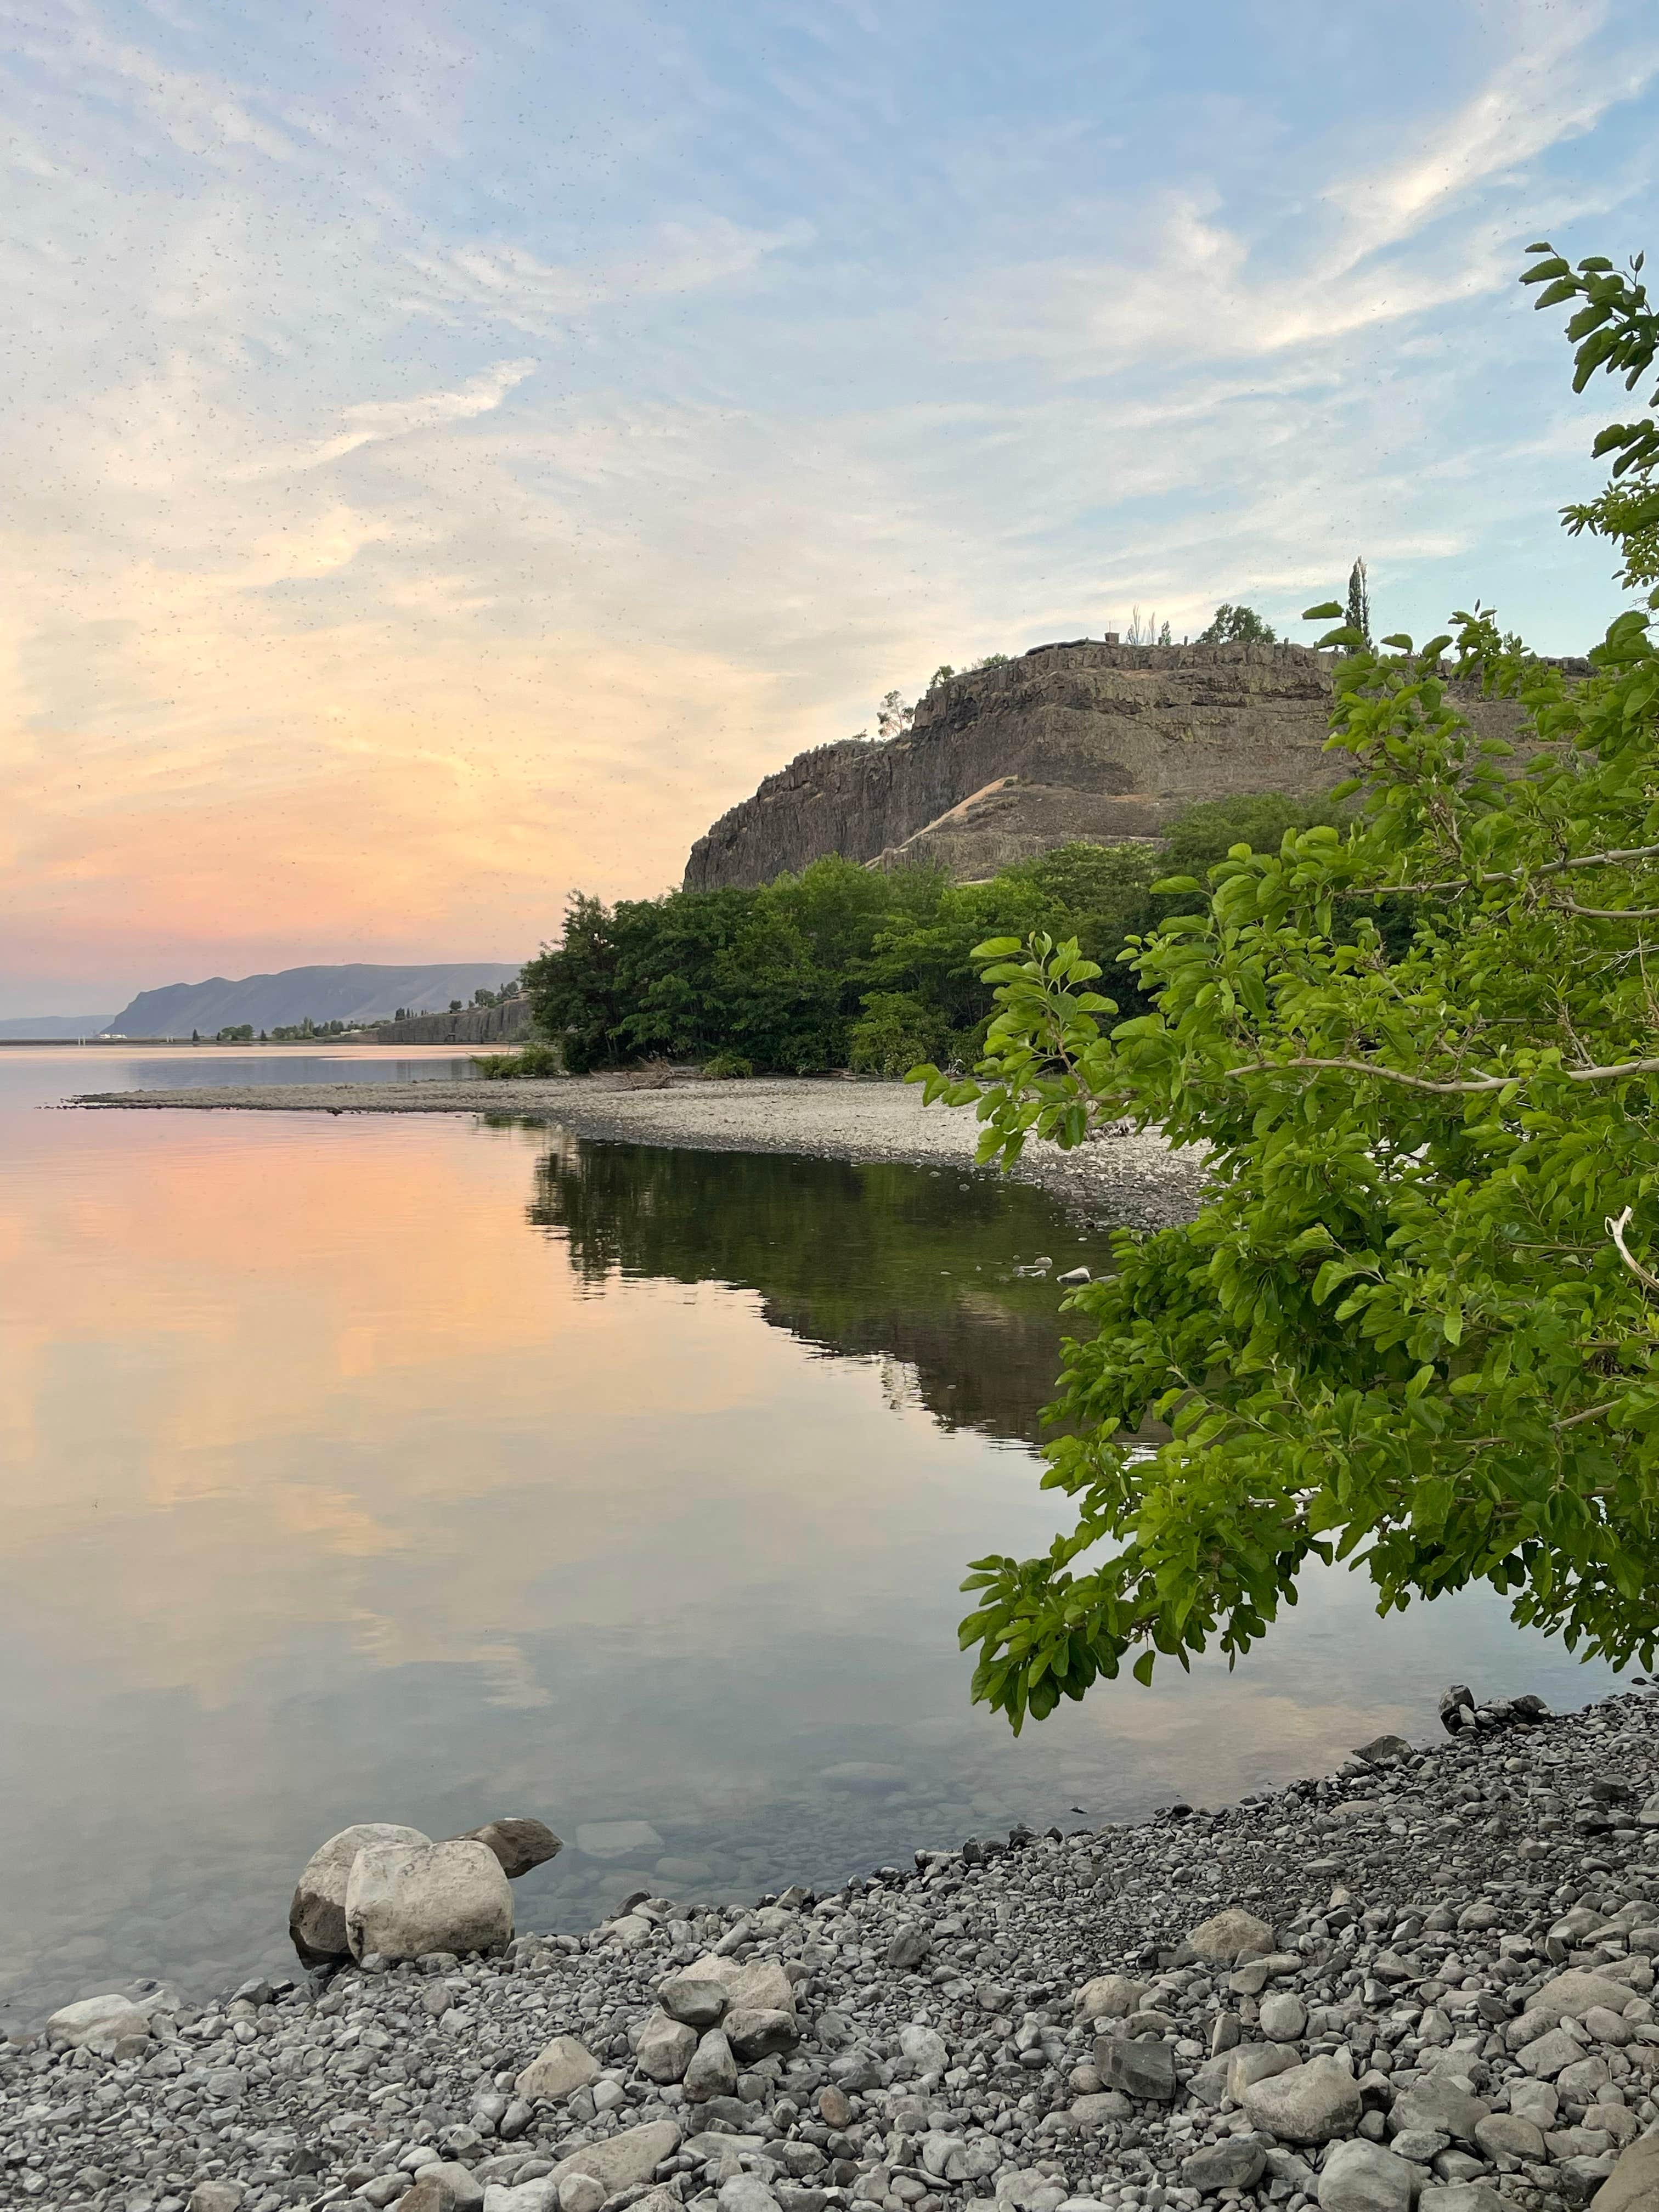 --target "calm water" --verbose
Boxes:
[0,1048,1623,2025]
